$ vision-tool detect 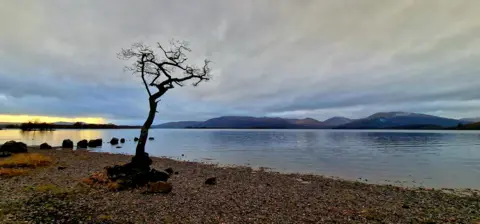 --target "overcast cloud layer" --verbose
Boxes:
[1,0,480,124]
